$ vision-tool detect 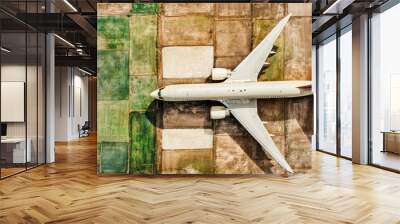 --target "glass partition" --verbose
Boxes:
[1,30,28,178]
[27,31,38,169]
[0,1,46,179]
